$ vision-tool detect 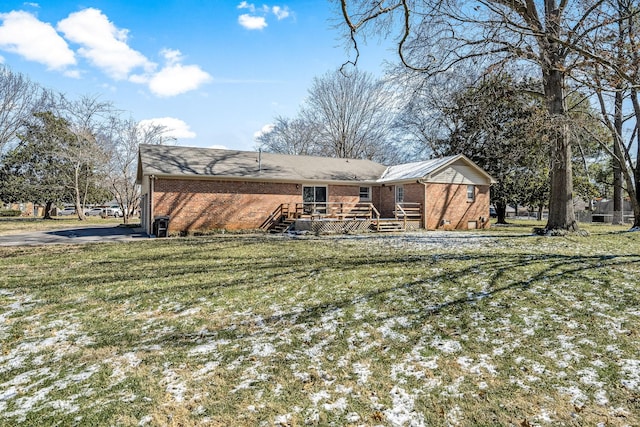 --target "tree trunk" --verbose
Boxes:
[43,201,53,219]
[613,89,624,224]
[543,66,578,232]
[627,90,640,229]
[74,164,86,220]
[495,200,508,224]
